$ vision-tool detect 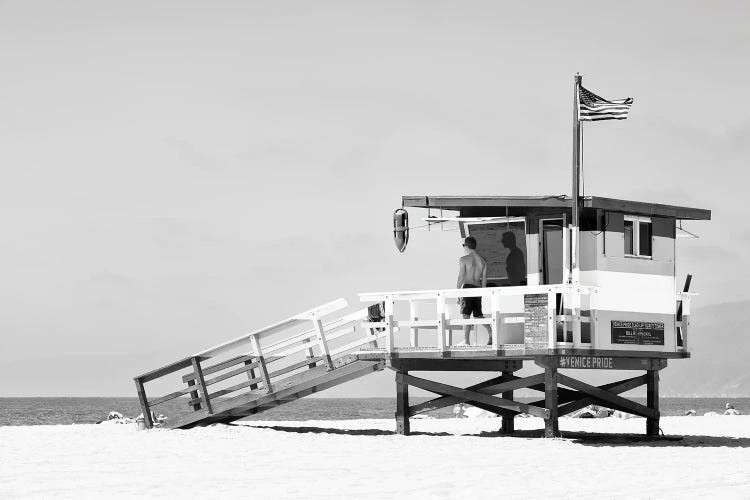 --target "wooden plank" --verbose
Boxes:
[188,376,264,406]
[395,371,410,435]
[137,358,195,384]
[250,336,273,393]
[448,318,493,326]
[133,378,153,429]
[182,354,255,383]
[154,361,264,407]
[556,375,647,416]
[647,369,660,436]
[556,373,657,419]
[192,298,348,360]
[396,320,439,328]
[191,357,213,415]
[264,331,317,356]
[544,365,559,437]
[408,373,541,416]
[399,373,549,419]
[329,333,385,357]
[170,358,385,428]
[391,358,523,372]
[268,357,324,379]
